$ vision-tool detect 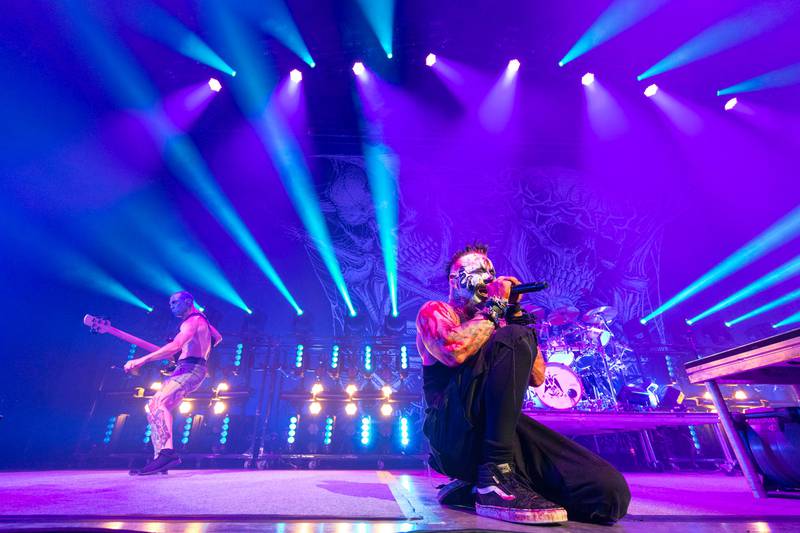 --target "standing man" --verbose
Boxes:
[124,291,222,475]
[417,244,630,525]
